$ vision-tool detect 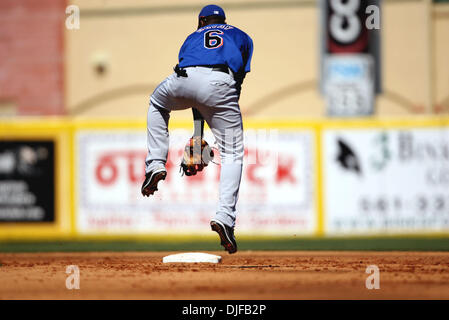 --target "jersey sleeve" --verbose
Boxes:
[242,34,254,73]
[178,33,194,63]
